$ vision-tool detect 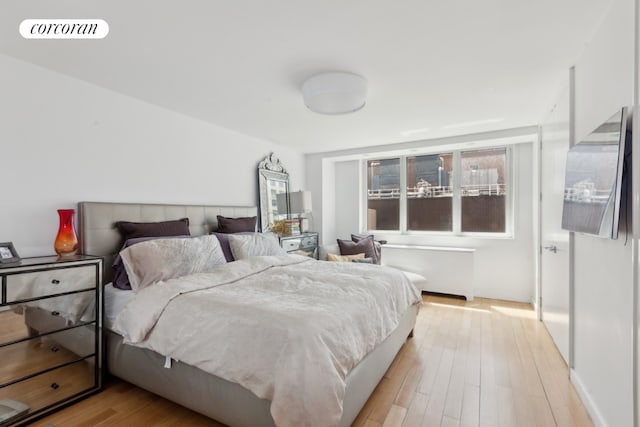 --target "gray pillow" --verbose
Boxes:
[210,231,256,262]
[112,235,189,290]
[338,237,379,265]
[120,235,226,292]
[228,233,287,260]
[351,234,381,264]
[116,218,190,242]
[352,257,374,264]
[216,215,257,233]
